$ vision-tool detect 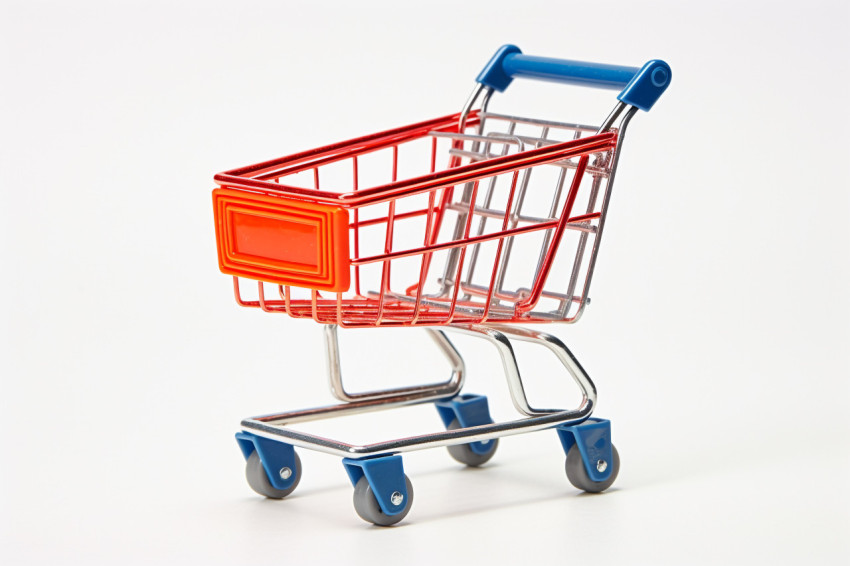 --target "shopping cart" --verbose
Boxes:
[213,45,670,525]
